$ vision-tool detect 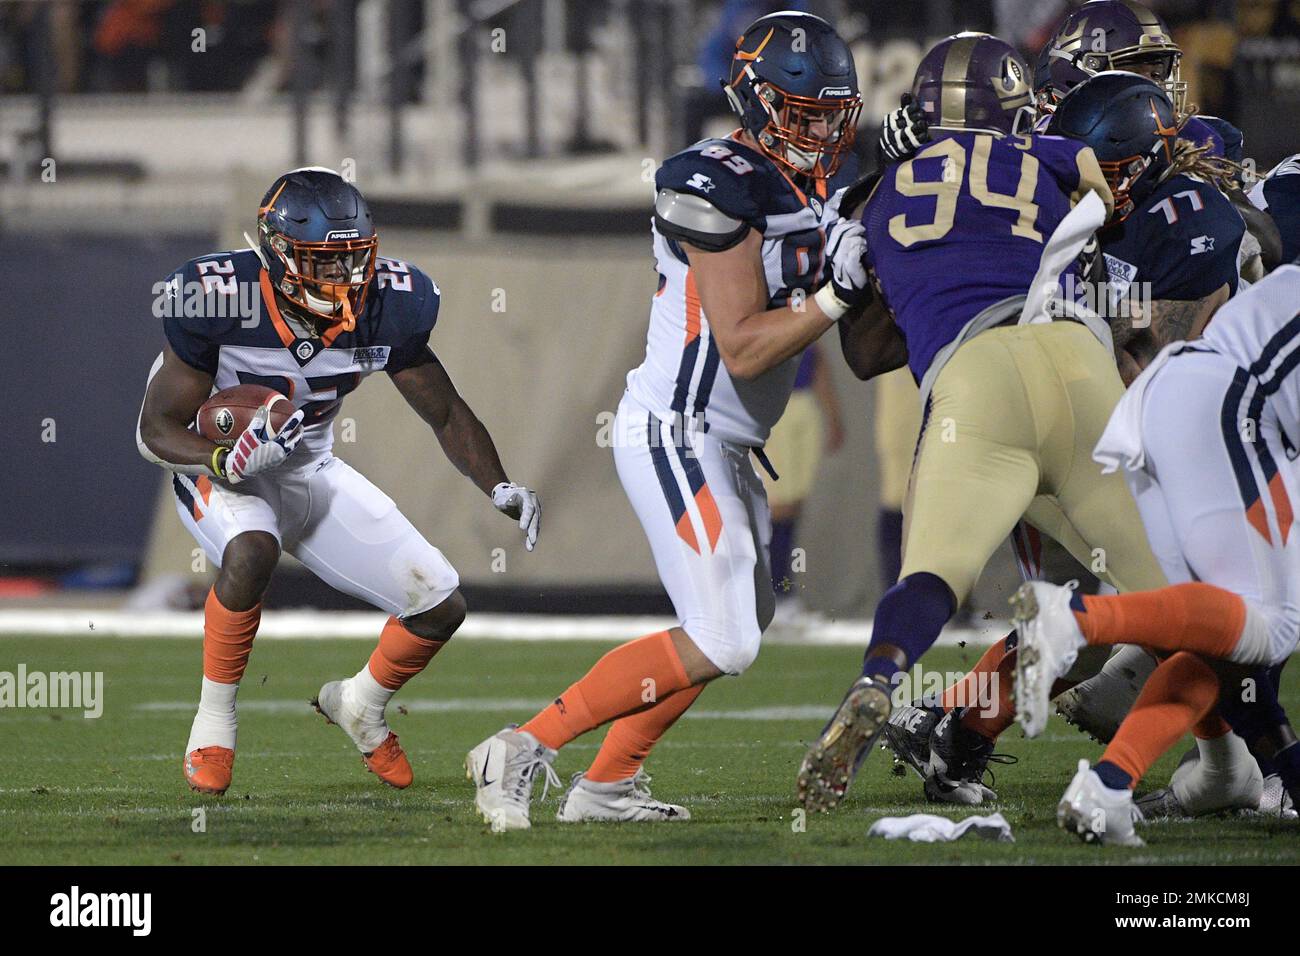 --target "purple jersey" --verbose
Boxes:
[862,131,1099,383]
